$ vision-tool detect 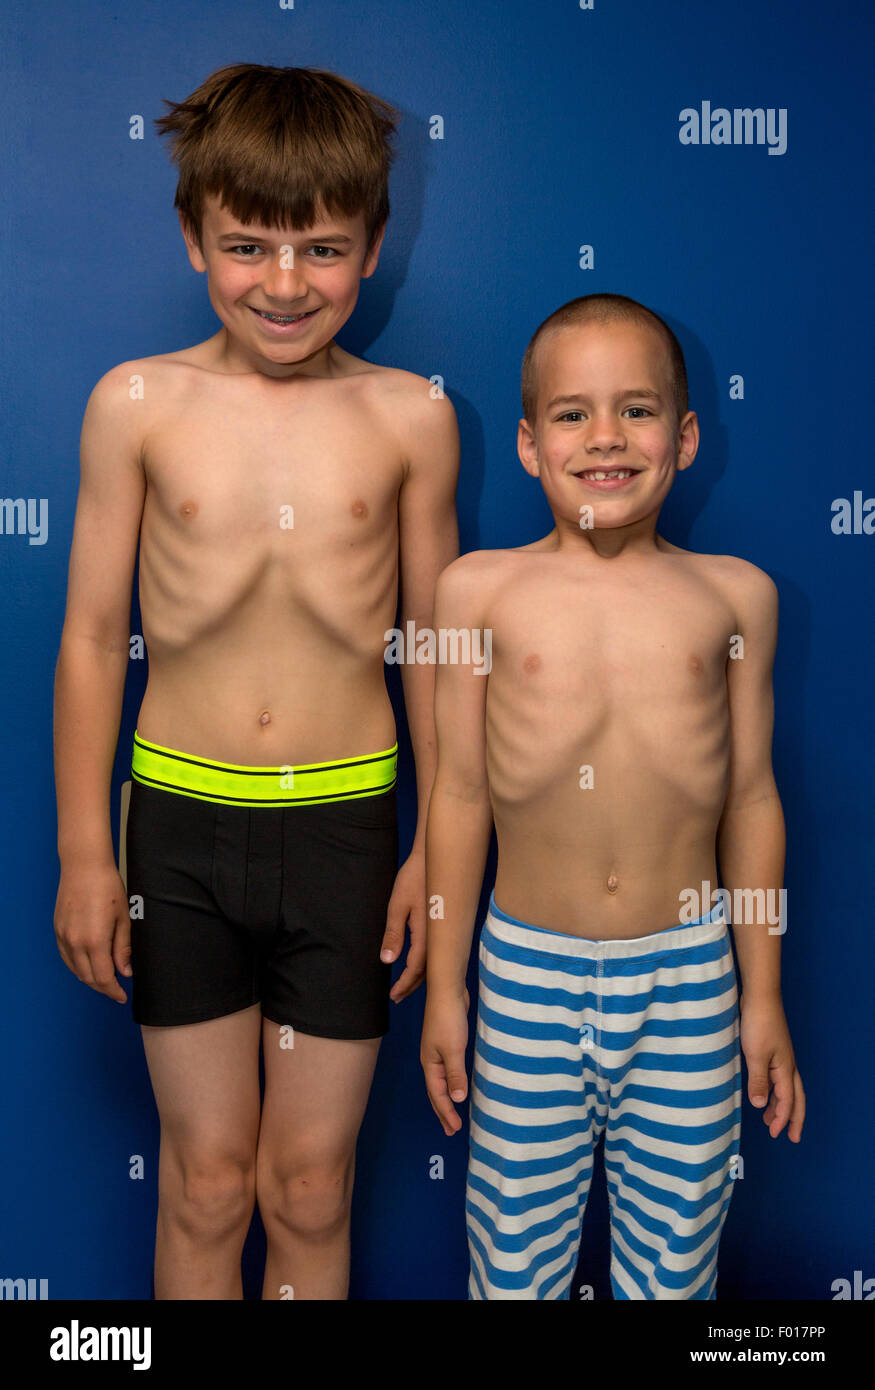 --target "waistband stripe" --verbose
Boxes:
[131,730,397,807]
